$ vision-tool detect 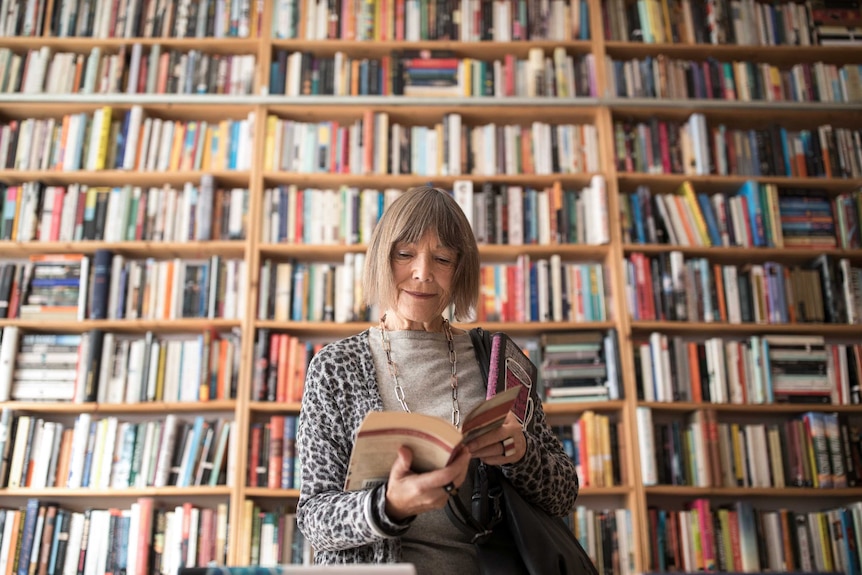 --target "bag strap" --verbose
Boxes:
[445,480,494,543]
[445,328,500,543]
[468,327,491,384]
